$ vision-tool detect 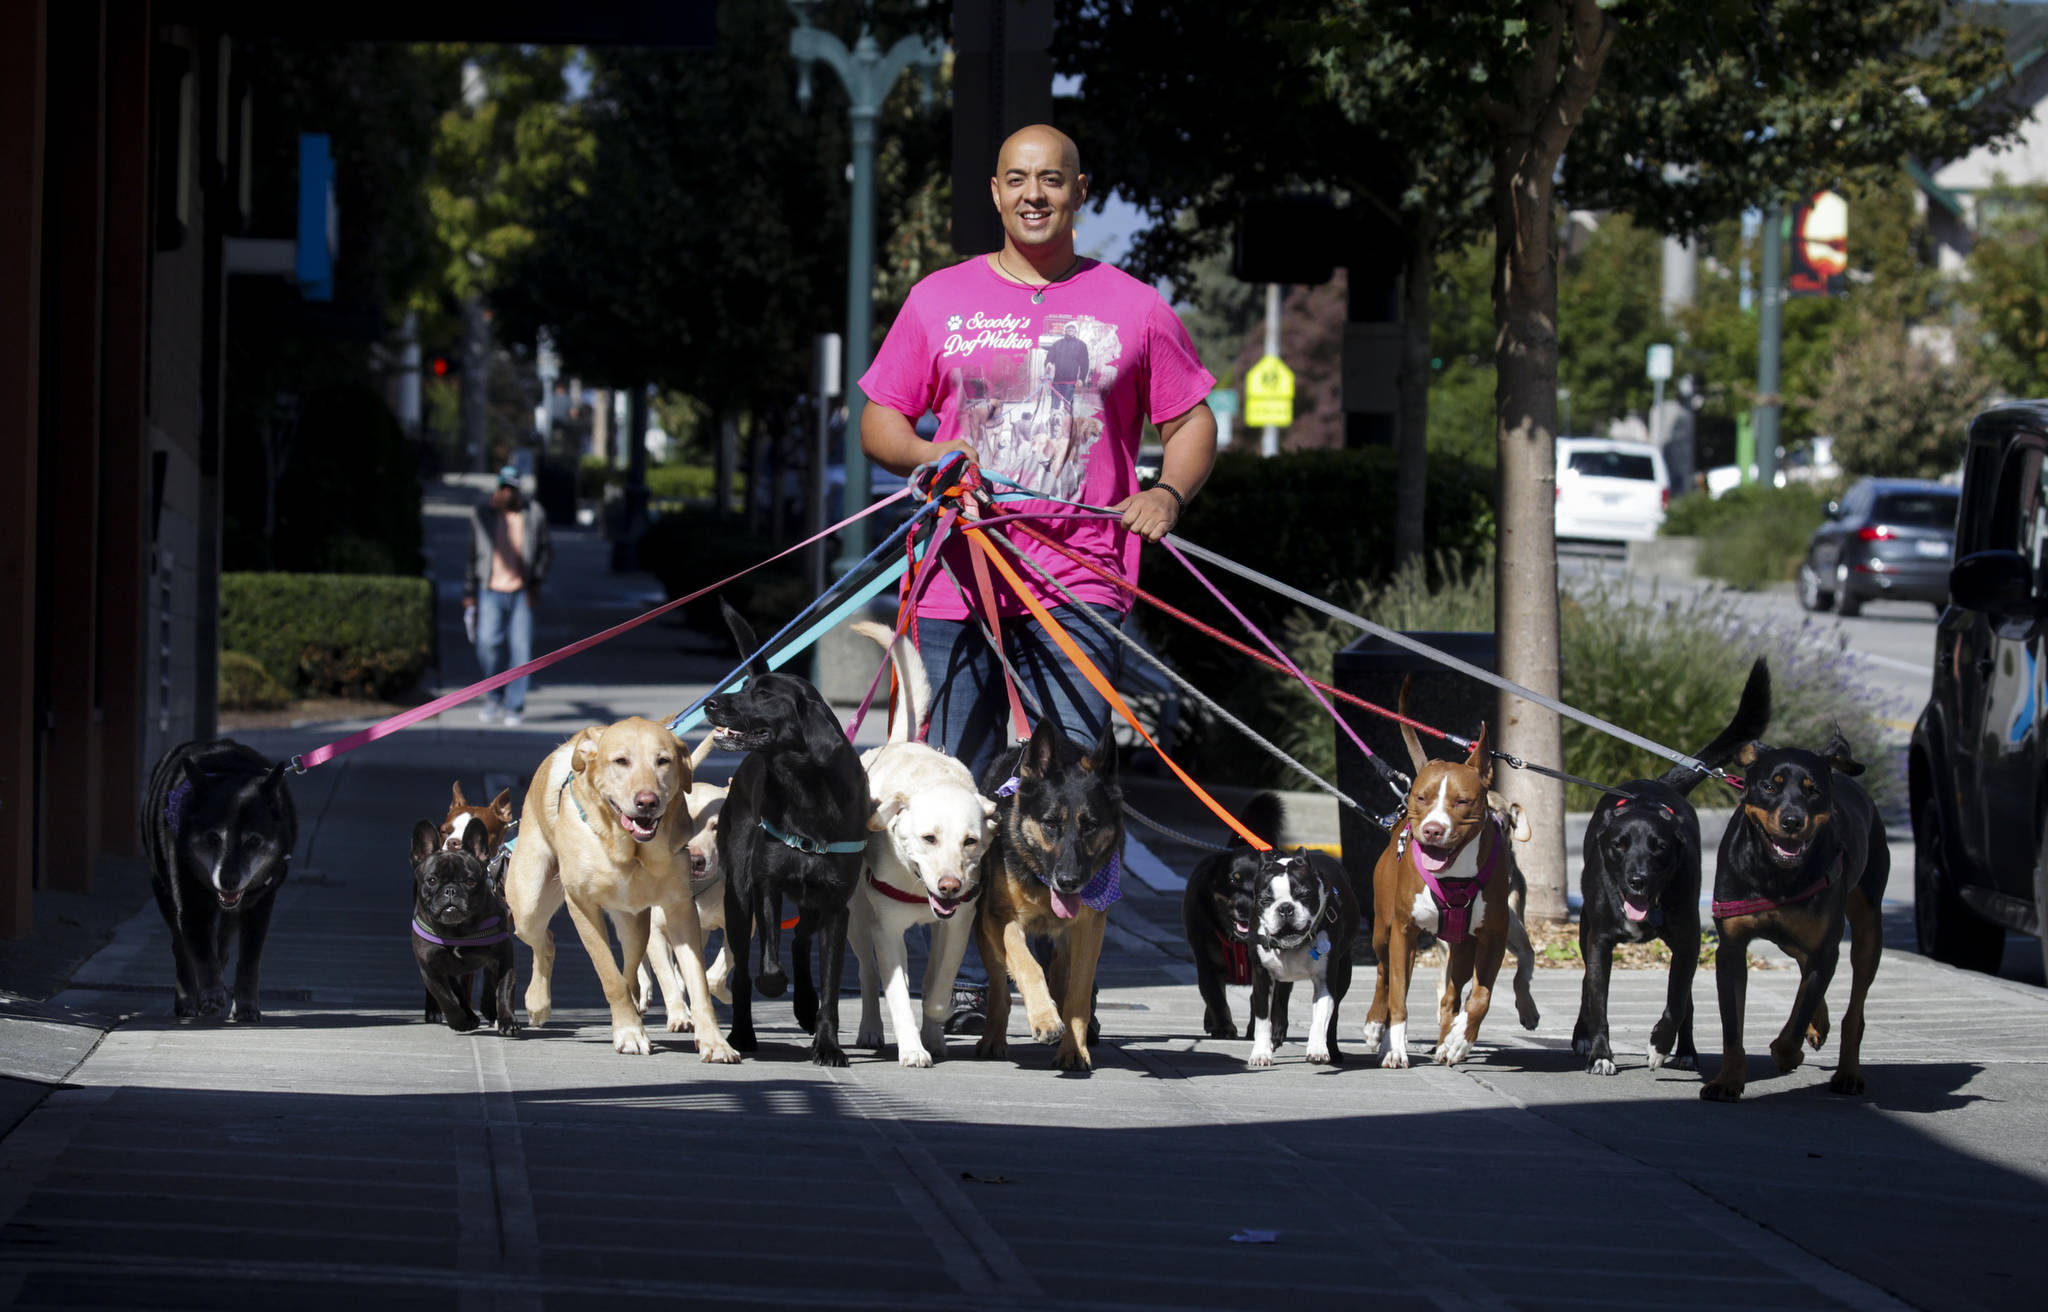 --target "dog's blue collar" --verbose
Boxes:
[758,817,865,855]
